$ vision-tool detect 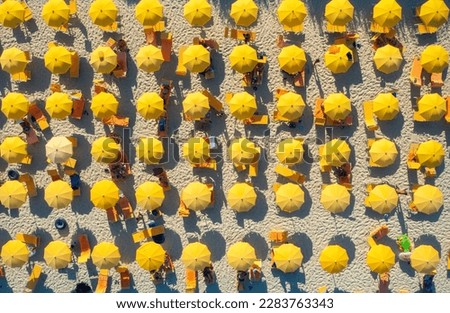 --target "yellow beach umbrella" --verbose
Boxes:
[1,240,28,267]
[373,44,403,74]
[136,45,164,72]
[90,180,119,210]
[419,0,449,28]
[228,138,259,165]
[45,92,73,119]
[277,0,307,29]
[325,0,354,25]
[323,93,351,121]
[90,46,117,74]
[411,245,440,274]
[421,45,449,73]
[320,139,351,166]
[369,138,398,167]
[183,0,211,26]
[229,44,258,73]
[277,92,305,121]
[42,0,70,28]
[366,244,395,274]
[45,180,73,209]
[373,0,402,28]
[413,185,443,214]
[136,137,164,164]
[320,183,350,213]
[228,91,257,120]
[227,182,256,212]
[91,242,121,269]
[181,242,211,271]
[276,138,304,165]
[416,140,444,168]
[181,182,211,211]
[89,0,118,27]
[46,136,72,163]
[278,45,306,74]
[137,92,164,120]
[275,183,304,213]
[367,184,398,214]
[319,245,349,274]
[44,241,71,269]
[0,136,28,163]
[44,46,72,74]
[135,0,163,27]
[417,94,446,121]
[91,136,120,163]
[0,47,28,75]
[0,180,27,209]
[325,44,353,74]
[182,137,210,164]
[91,92,119,119]
[230,0,258,27]
[372,93,399,120]
[273,243,303,273]
[136,182,165,211]
[136,242,166,271]
[183,45,210,73]
[0,0,25,28]
[227,242,256,271]
[1,92,29,120]
[182,92,210,120]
